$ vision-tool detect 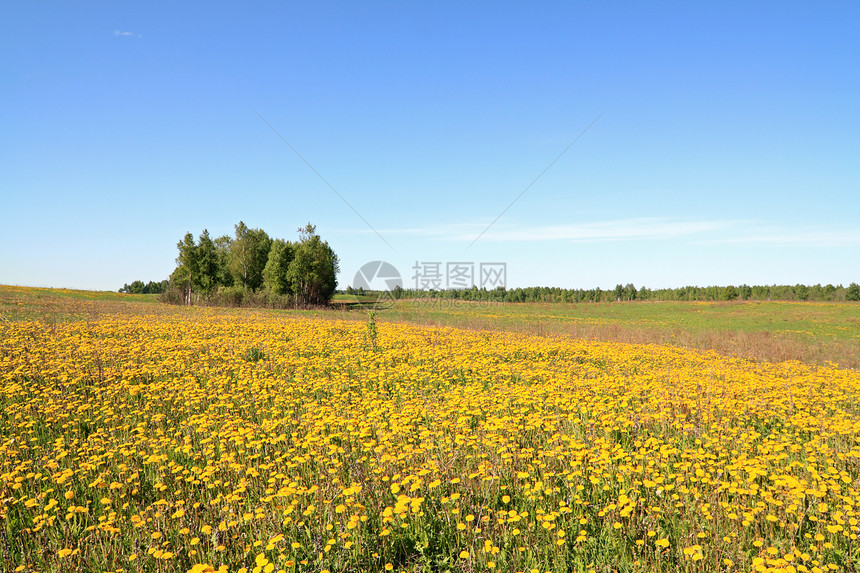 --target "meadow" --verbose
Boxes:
[376,299,860,371]
[2,286,860,573]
